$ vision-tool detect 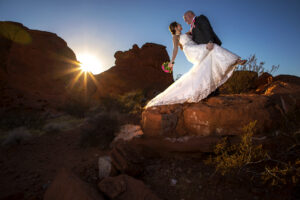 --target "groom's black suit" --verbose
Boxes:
[192,15,222,46]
